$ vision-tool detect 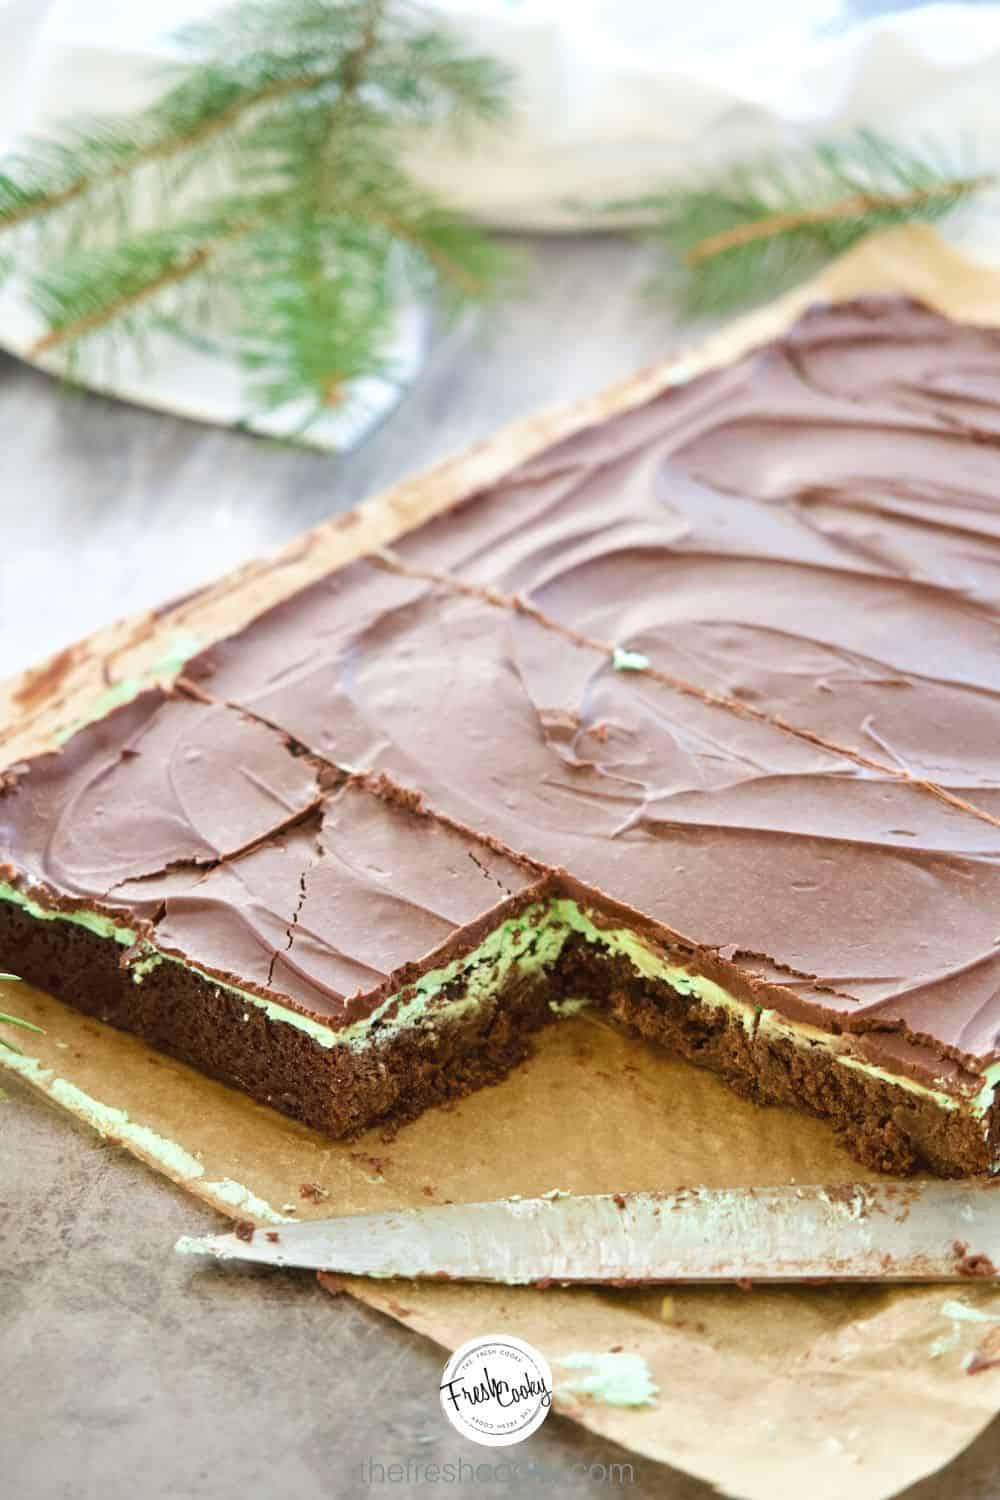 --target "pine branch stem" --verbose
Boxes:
[28,223,254,357]
[384,216,482,294]
[0,73,337,235]
[341,0,384,95]
[684,172,995,265]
